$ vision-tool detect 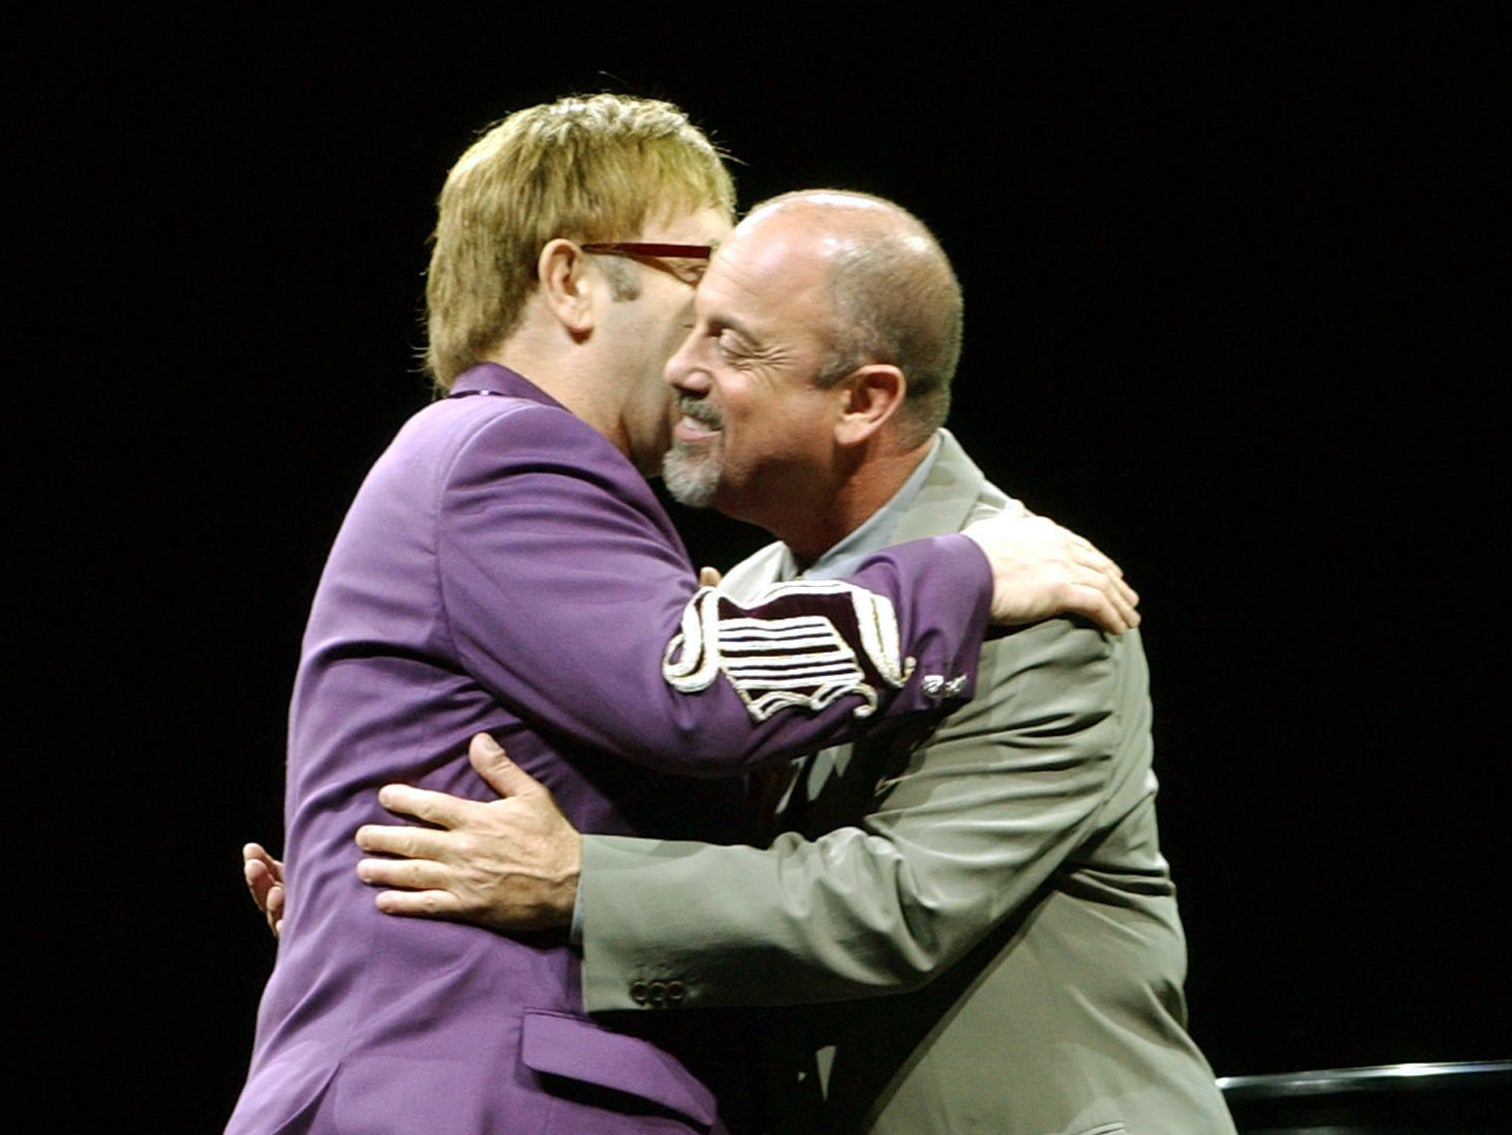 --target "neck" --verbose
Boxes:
[485,332,631,462]
[769,435,934,566]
